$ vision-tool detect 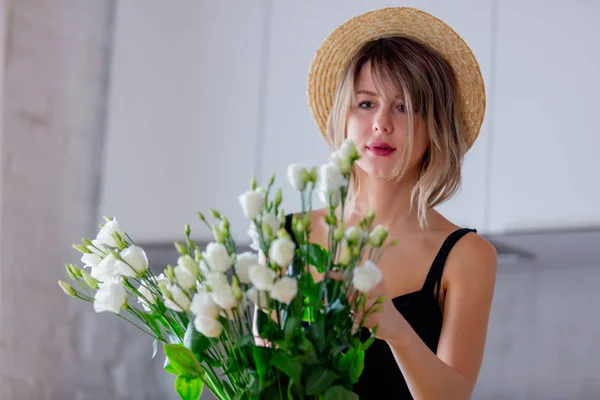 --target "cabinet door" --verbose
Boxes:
[261,1,494,232]
[489,0,600,233]
[99,0,267,242]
